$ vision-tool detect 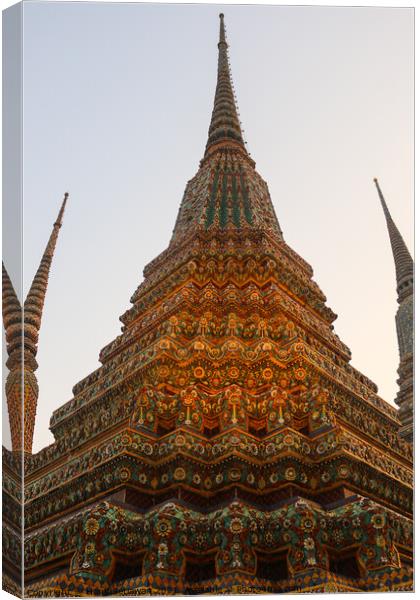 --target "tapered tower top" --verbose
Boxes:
[373,178,413,443]
[204,13,248,158]
[23,192,69,364]
[163,14,282,249]
[374,178,413,303]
